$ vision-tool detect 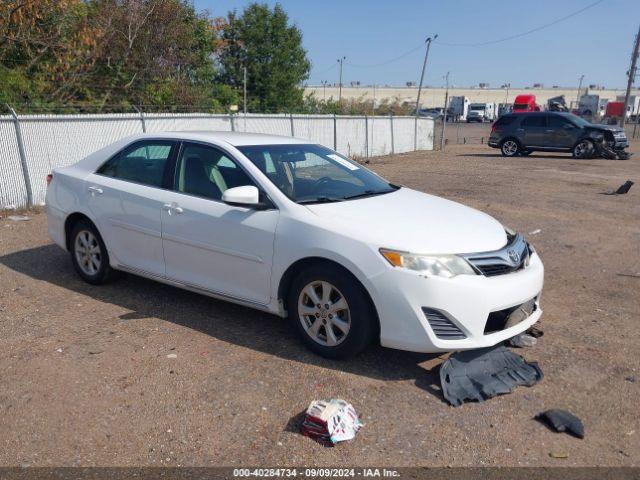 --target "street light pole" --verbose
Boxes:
[414,34,437,150]
[440,71,450,152]
[576,74,584,109]
[243,66,247,115]
[504,83,511,104]
[337,57,346,103]
[621,25,640,128]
